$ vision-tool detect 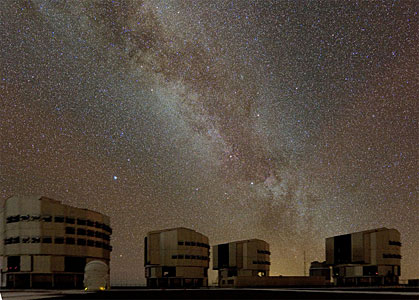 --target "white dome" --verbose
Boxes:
[84,261,109,291]
[85,260,108,272]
